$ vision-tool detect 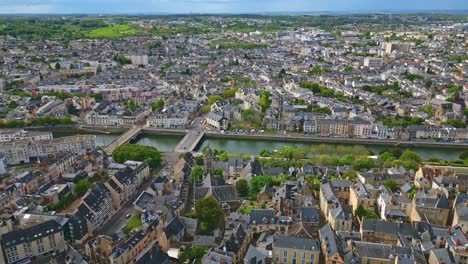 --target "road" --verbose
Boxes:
[99,161,174,236]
